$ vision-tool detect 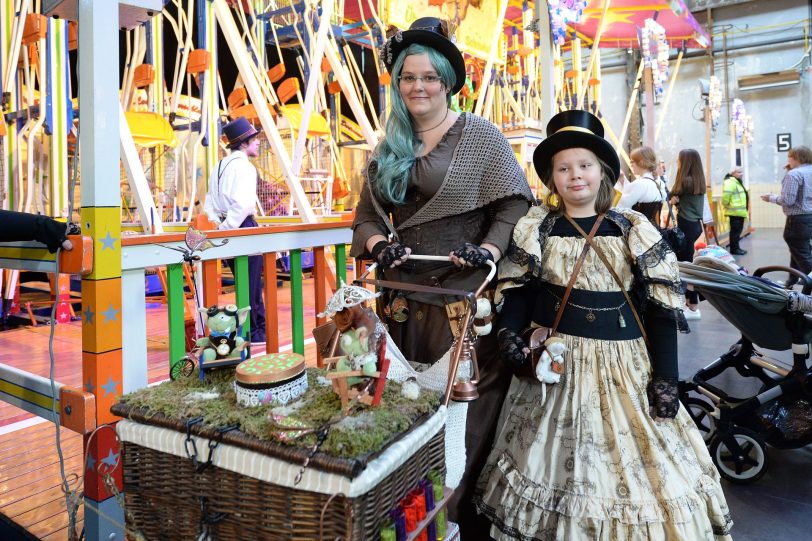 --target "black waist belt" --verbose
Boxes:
[531,283,643,341]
